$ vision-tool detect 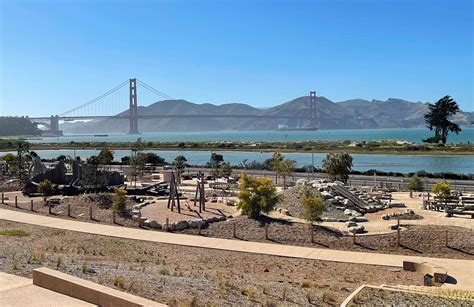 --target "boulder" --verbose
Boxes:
[188,218,207,228]
[149,220,161,229]
[175,220,188,231]
[345,221,358,227]
[321,191,334,199]
[207,217,220,223]
[354,216,368,223]
[349,225,365,233]
[280,208,291,216]
[389,224,399,230]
